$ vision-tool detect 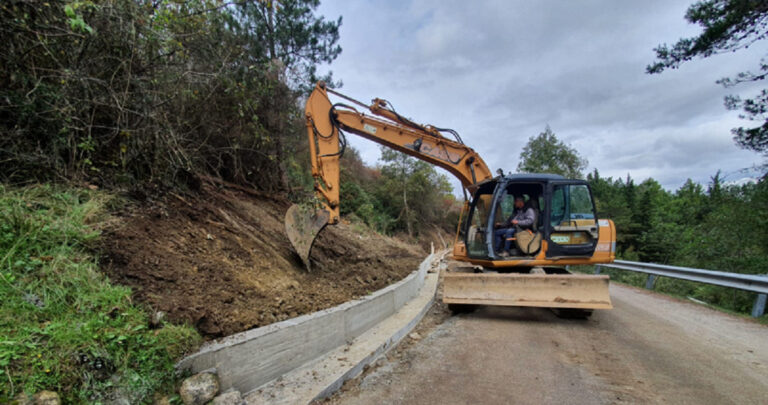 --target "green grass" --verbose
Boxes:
[0,184,201,404]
